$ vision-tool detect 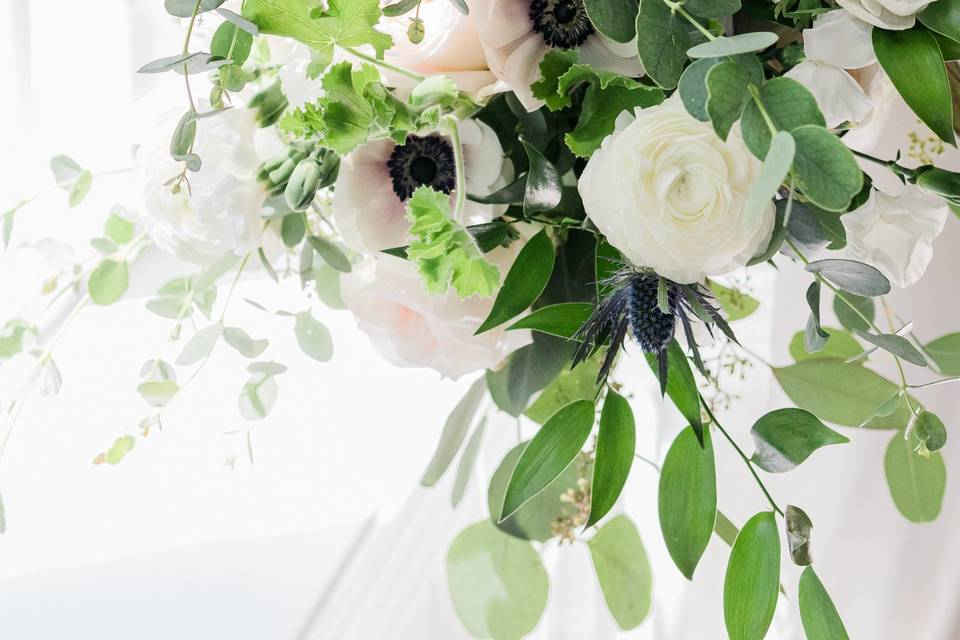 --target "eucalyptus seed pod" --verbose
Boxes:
[408,17,425,44]
[285,157,323,211]
[915,166,960,206]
